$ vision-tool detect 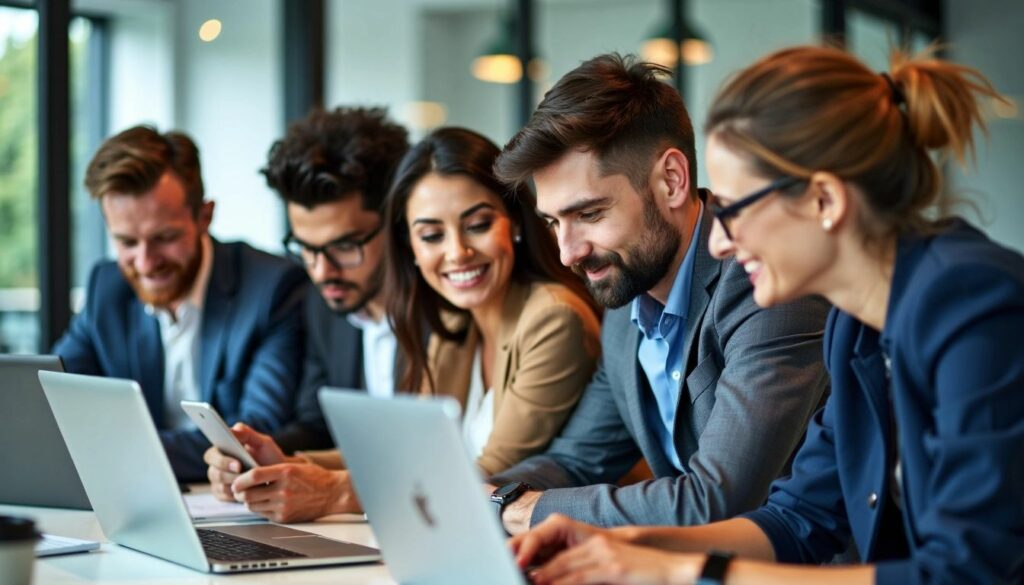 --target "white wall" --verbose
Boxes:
[82,0,176,132]
[174,0,284,252]
[80,0,285,254]
[326,0,425,136]
[946,0,1024,252]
